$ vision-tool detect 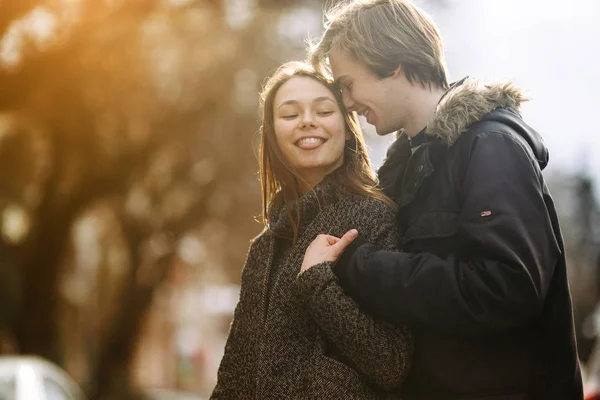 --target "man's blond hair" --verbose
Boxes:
[309,0,449,90]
